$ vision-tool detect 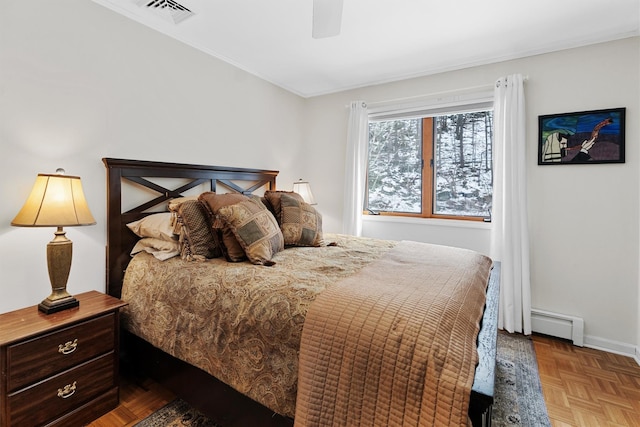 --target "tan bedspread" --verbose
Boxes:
[295,241,492,427]
[122,235,491,423]
[121,234,395,418]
